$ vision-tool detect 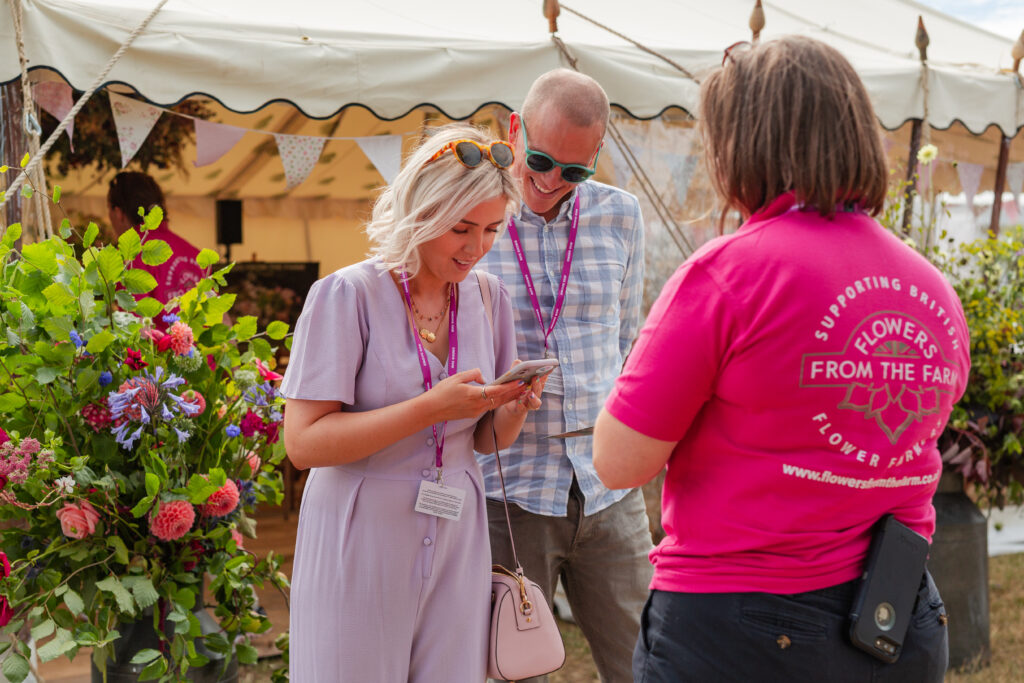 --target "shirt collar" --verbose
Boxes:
[518,184,583,224]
